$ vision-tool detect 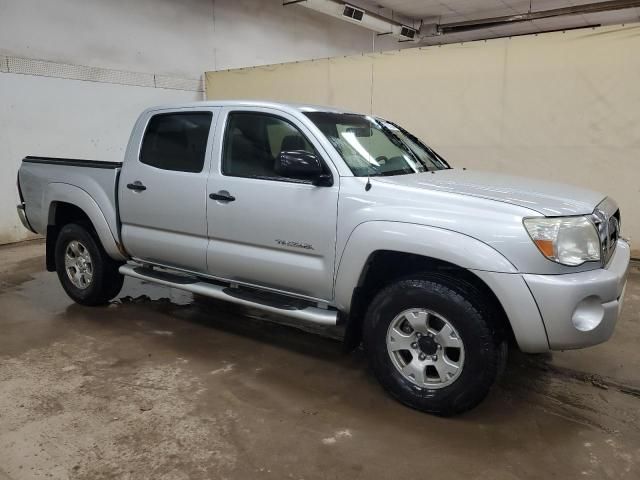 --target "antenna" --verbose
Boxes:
[365,175,372,191]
